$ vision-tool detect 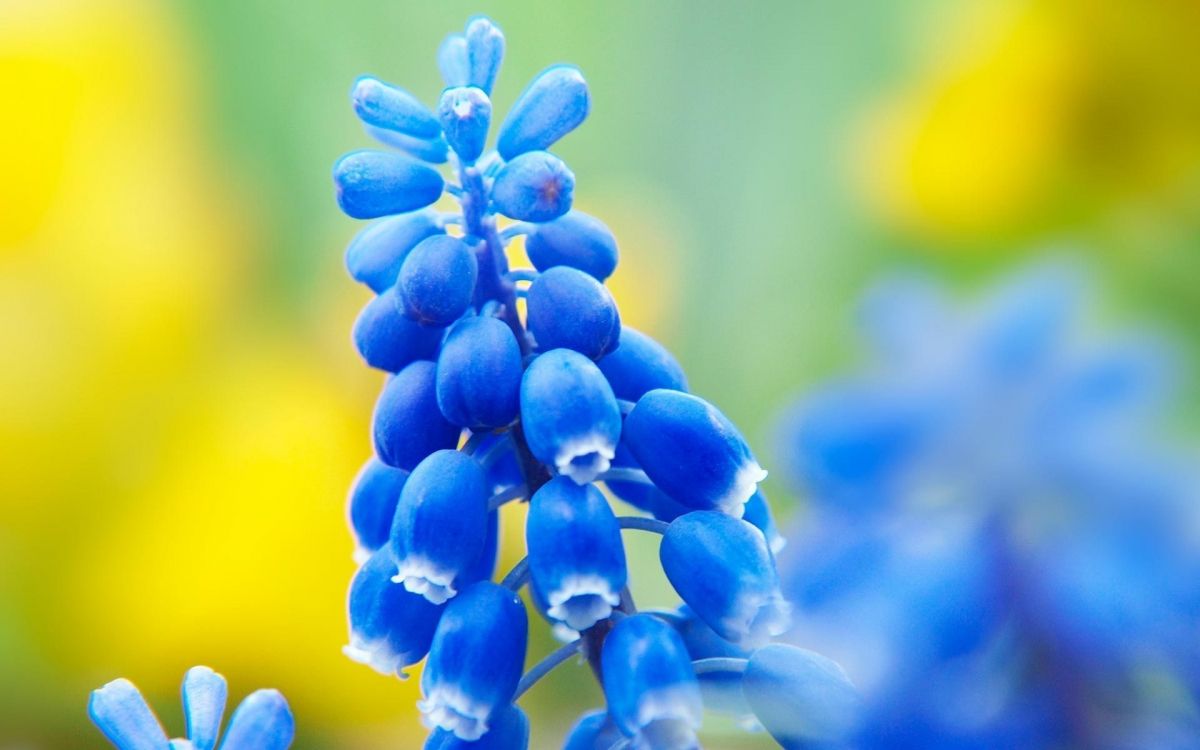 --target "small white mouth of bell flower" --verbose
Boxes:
[419,686,491,742]
[634,685,703,748]
[714,461,768,518]
[343,635,411,679]
[554,433,616,484]
[393,556,457,605]
[725,591,792,650]
[546,575,621,631]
